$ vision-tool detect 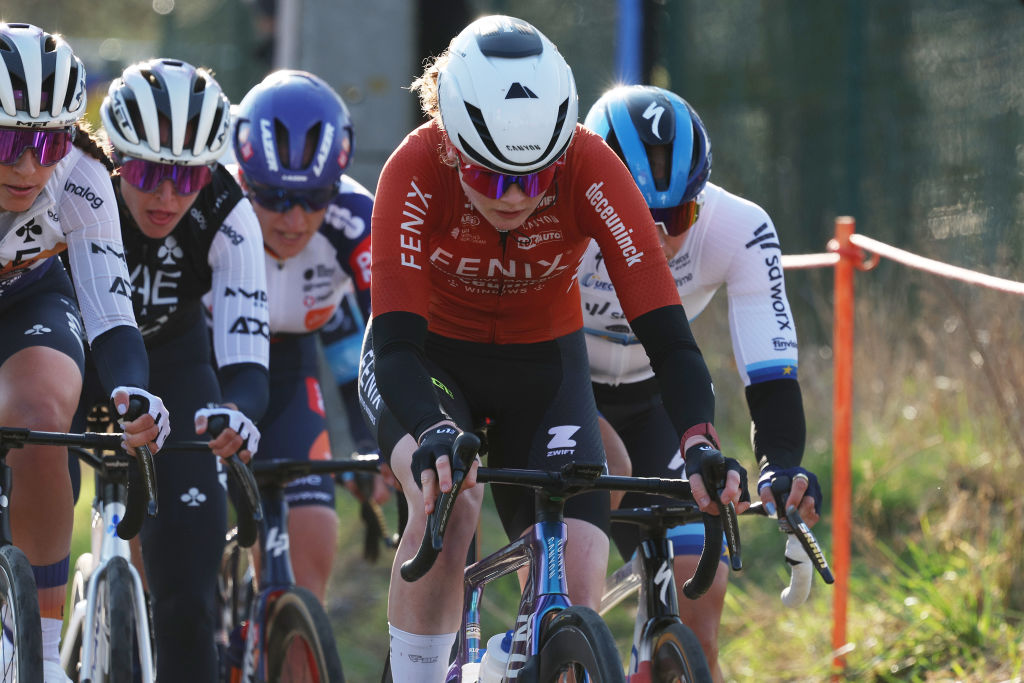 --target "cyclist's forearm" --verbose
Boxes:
[372,311,451,441]
[218,362,270,421]
[631,305,715,434]
[91,324,150,393]
[746,378,805,469]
